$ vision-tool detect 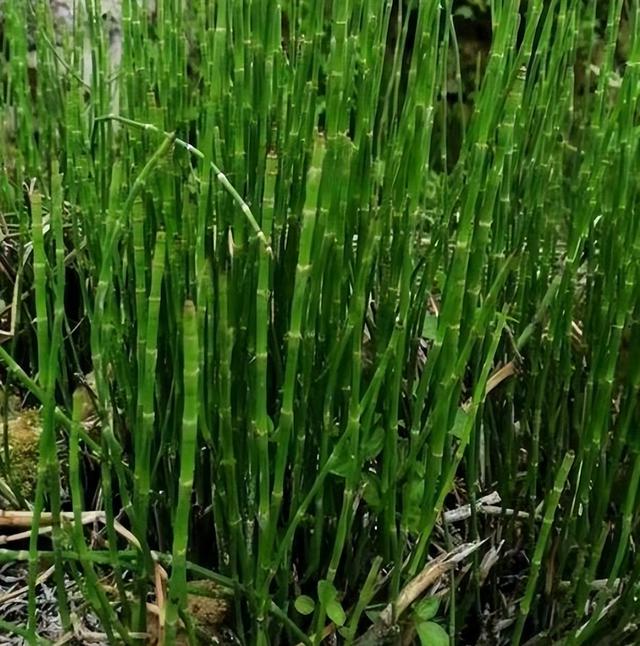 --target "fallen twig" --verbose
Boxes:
[0,510,141,549]
[442,491,501,523]
[442,493,532,524]
[0,509,102,528]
